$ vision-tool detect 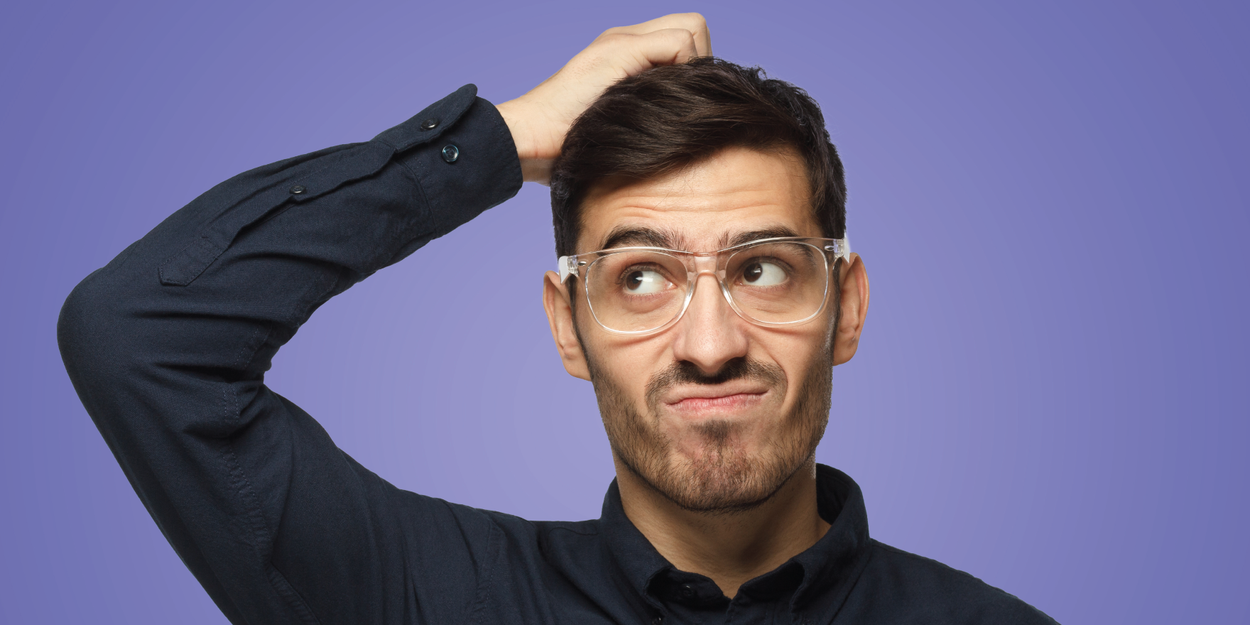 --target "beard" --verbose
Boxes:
[586,351,832,515]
